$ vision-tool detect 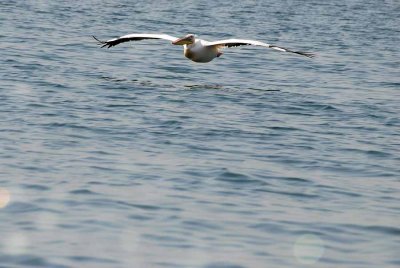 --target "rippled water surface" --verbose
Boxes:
[1,1,399,267]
